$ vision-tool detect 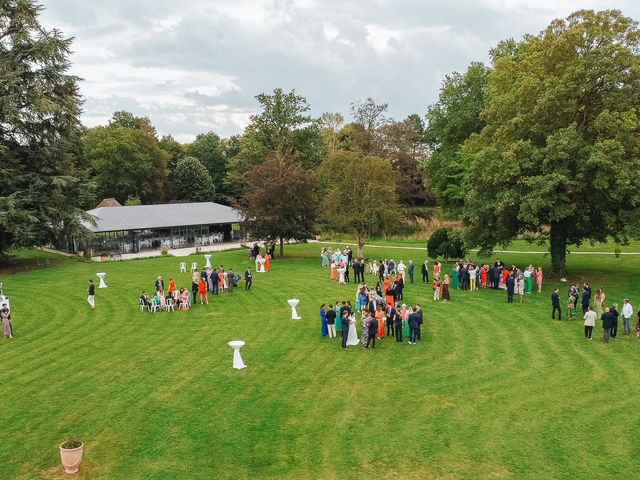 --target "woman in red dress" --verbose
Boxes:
[480,266,487,289]
[264,254,270,271]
